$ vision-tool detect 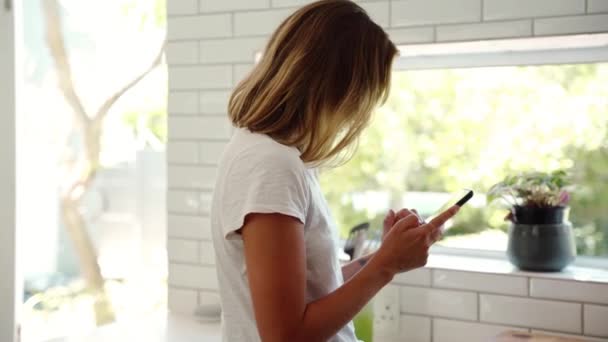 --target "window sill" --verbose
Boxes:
[427,249,608,284]
[48,312,221,342]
